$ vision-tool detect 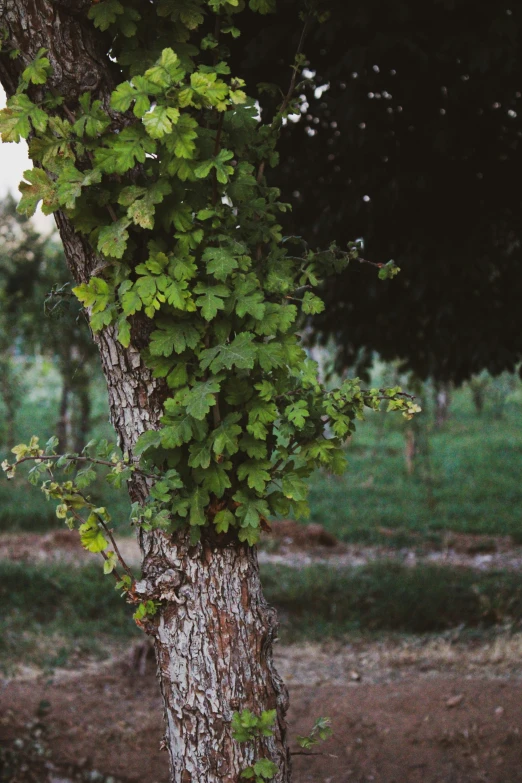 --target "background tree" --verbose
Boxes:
[233,0,522,382]
[0,196,98,451]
